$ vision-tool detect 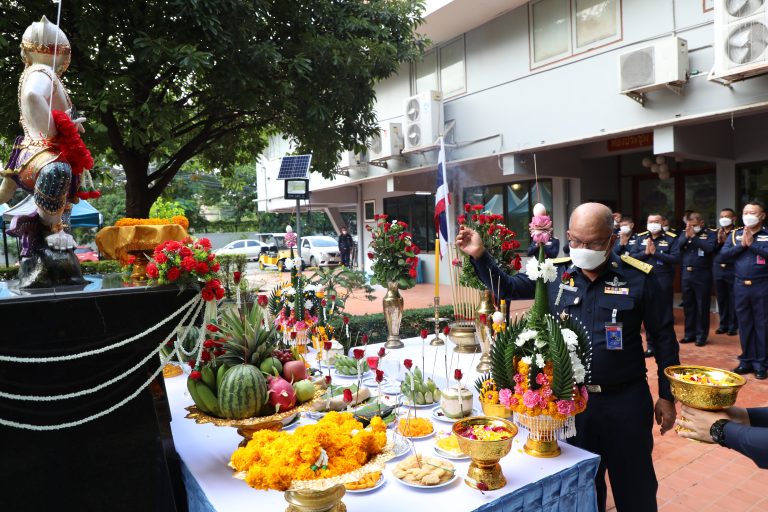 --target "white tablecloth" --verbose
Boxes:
[168,336,600,512]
